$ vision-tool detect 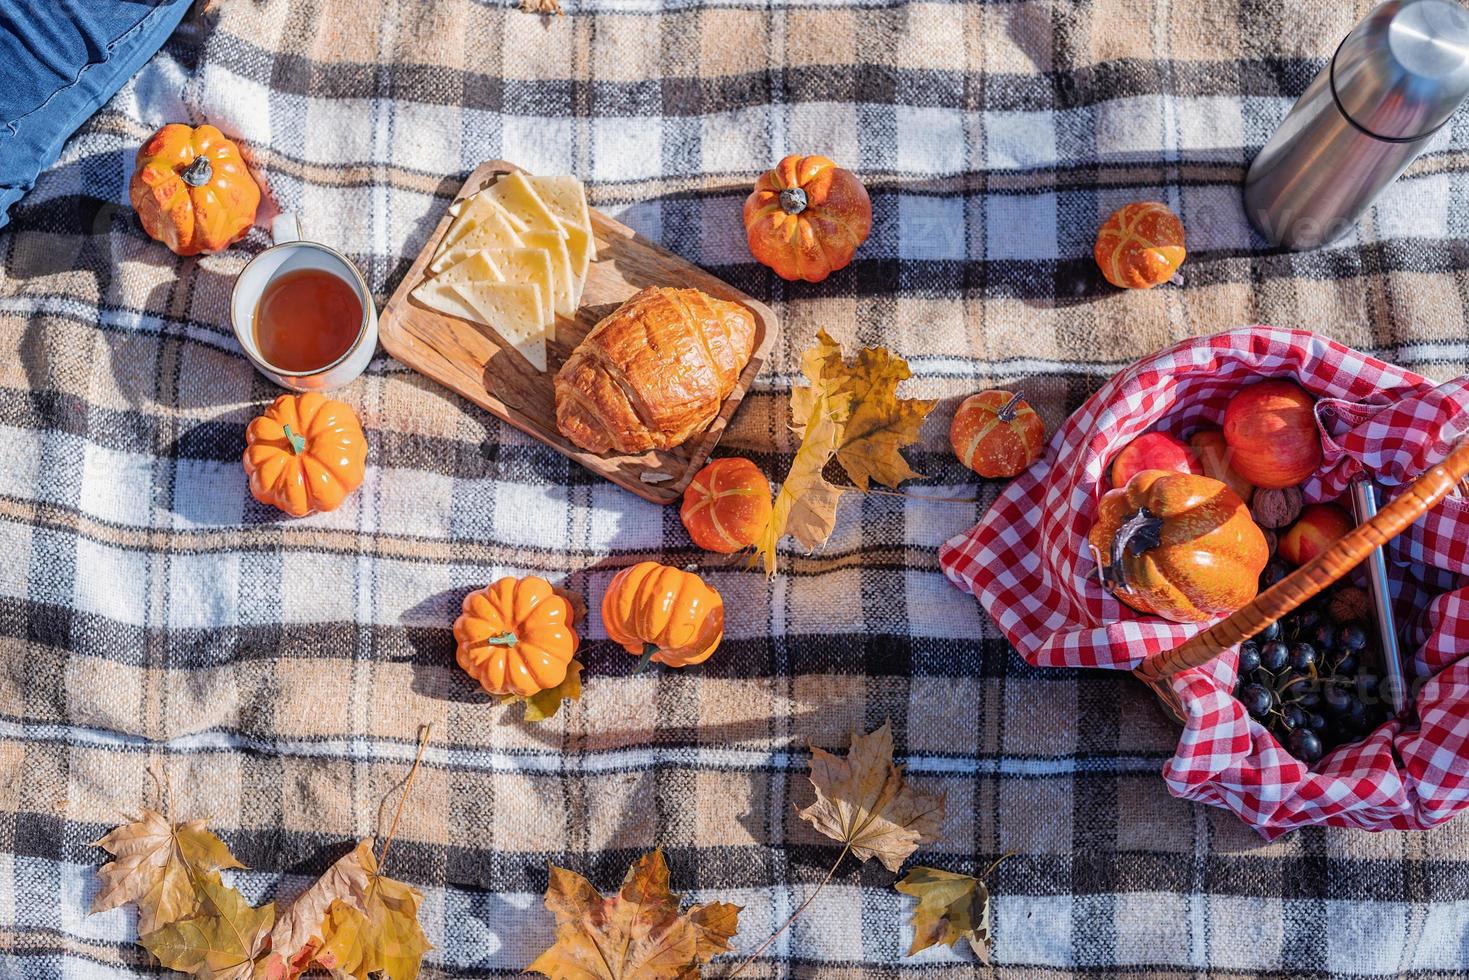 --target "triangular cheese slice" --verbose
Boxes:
[439,191,529,257]
[428,249,503,288]
[430,207,525,274]
[452,280,548,371]
[529,175,596,263]
[522,228,576,322]
[410,278,482,323]
[475,247,554,326]
[488,173,567,239]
